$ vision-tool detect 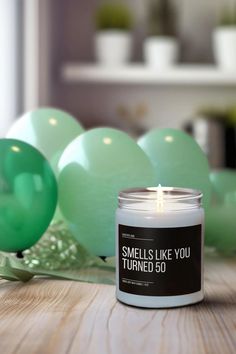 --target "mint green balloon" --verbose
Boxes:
[138,128,211,207]
[205,205,236,254]
[58,128,156,256]
[206,171,236,251]
[210,170,236,203]
[0,139,57,252]
[7,107,84,172]
[224,191,236,206]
